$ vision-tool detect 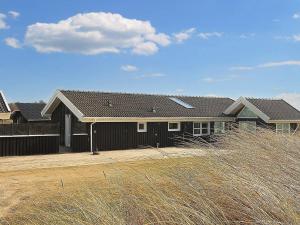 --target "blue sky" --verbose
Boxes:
[1,0,300,108]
